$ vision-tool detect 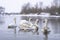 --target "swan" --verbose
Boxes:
[31,19,39,34]
[41,19,51,37]
[19,18,33,30]
[8,17,17,28]
[32,19,39,30]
